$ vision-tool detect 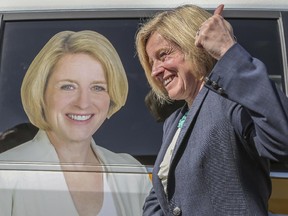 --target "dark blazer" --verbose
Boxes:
[143,44,288,216]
